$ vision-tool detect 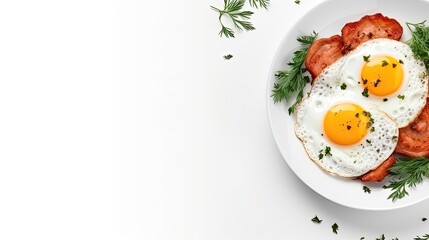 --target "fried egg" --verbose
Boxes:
[294,38,429,177]
[339,38,428,127]
[295,97,398,177]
